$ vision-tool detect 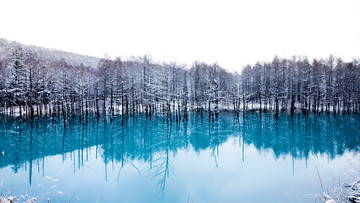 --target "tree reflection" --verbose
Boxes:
[150,123,174,196]
[0,113,359,193]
